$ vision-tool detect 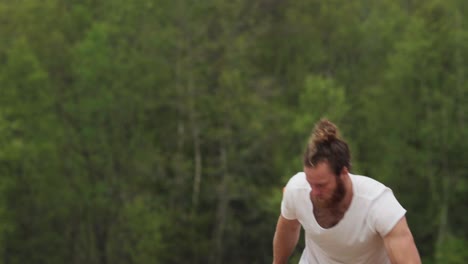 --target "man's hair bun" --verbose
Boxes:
[304,118,350,173]
[312,119,338,144]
